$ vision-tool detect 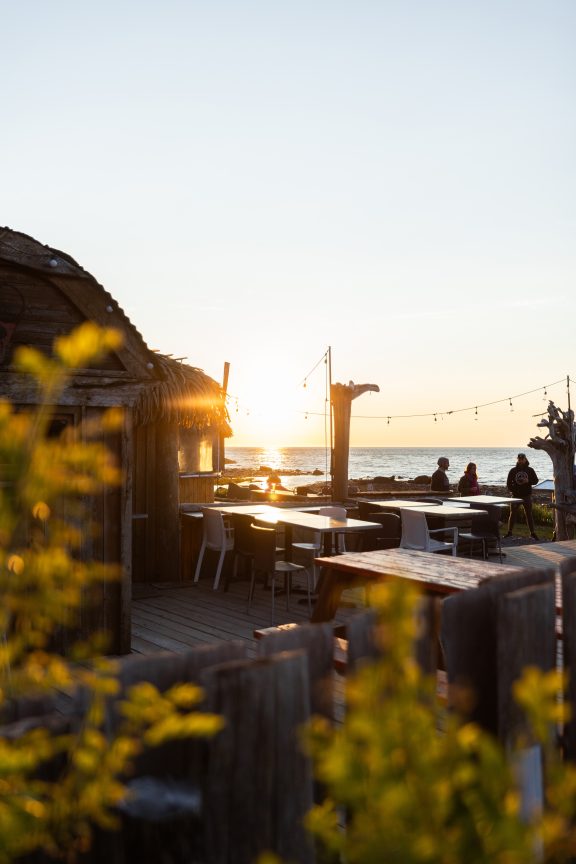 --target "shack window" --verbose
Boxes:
[178,428,217,474]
